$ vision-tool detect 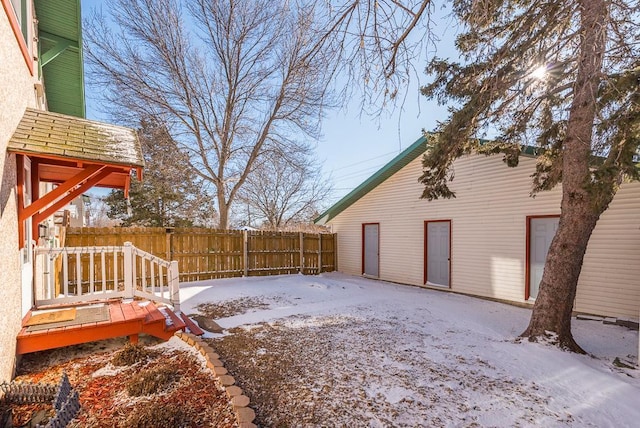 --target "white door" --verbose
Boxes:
[363,224,379,277]
[529,217,559,300]
[21,156,33,316]
[426,221,450,287]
